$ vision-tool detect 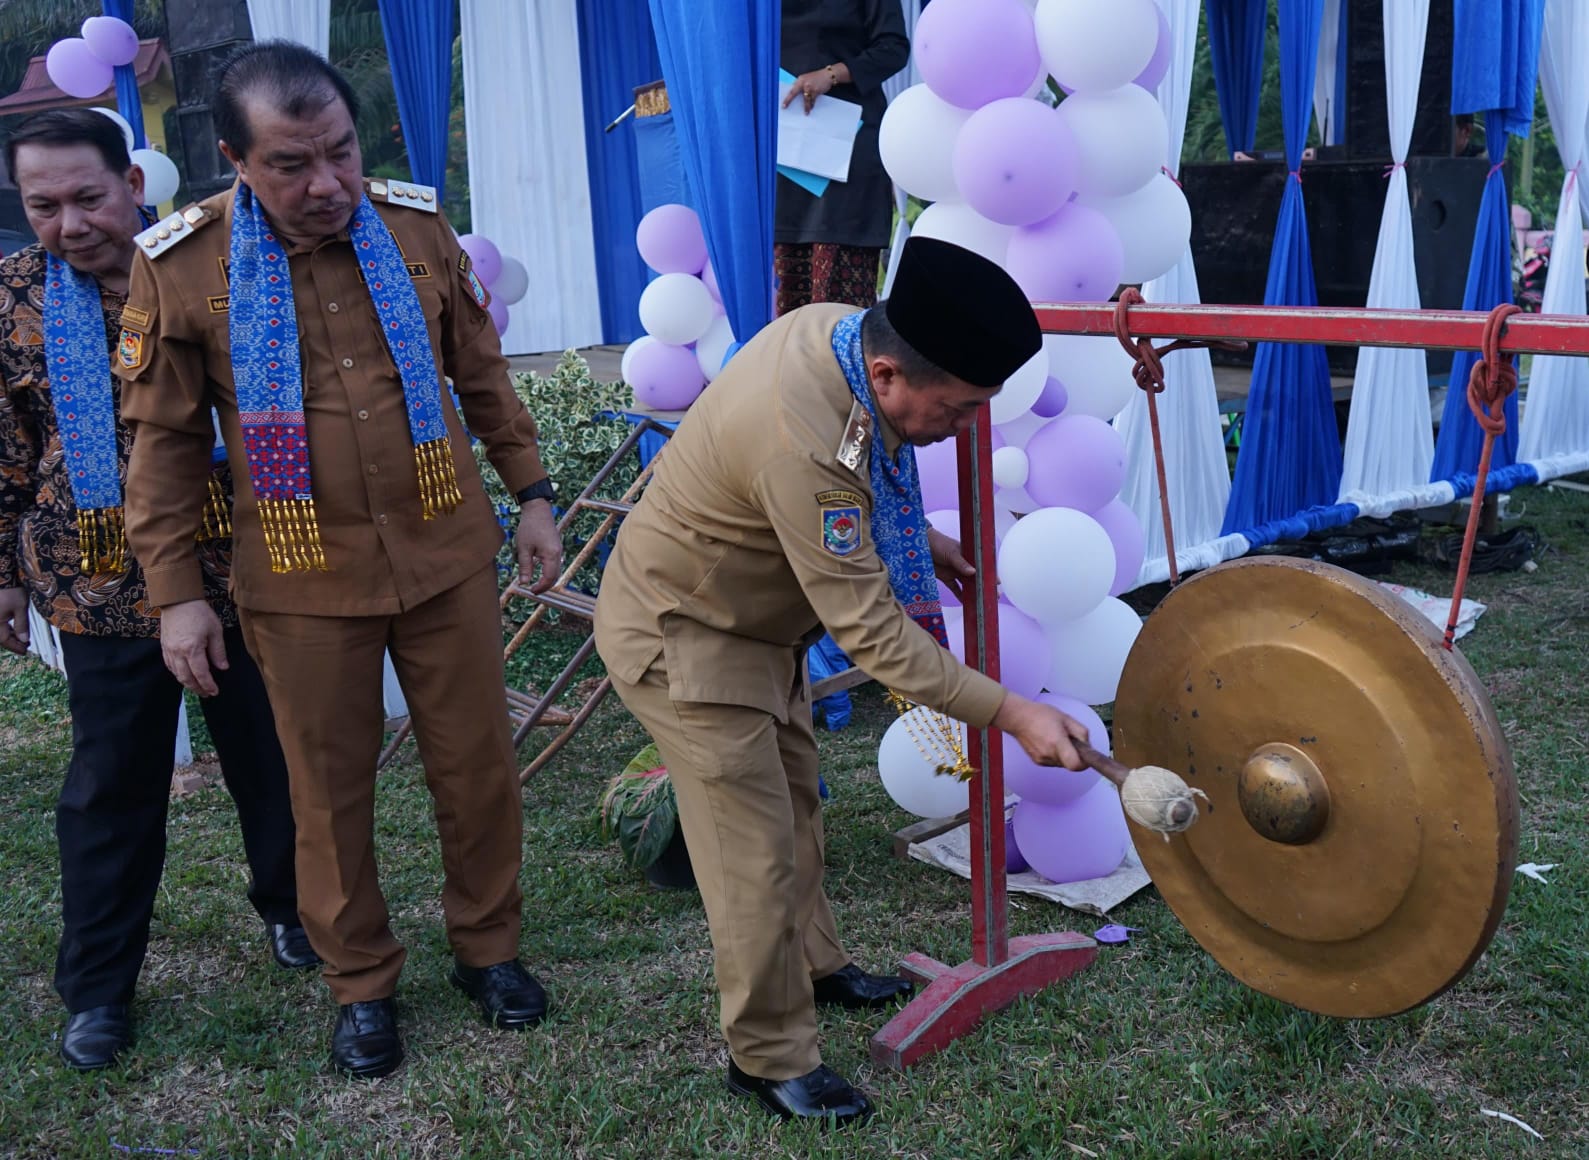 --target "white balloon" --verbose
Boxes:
[1042,596,1143,703]
[492,256,530,306]
[130,148,179,206]
[1053,85,1168,198]
[1081,173,1191,284]
[997,506,1115,623]
[878,707,971,819]
[995,411,1054,449]
[638,272,717,346]
[989,346,1049,424]
[621,335,657,383]
[996,484,1039,515]
[909,201,1015,267]
[91,106,135,152]
[695,313,736,383]
[1042,334,1136,421]
[991,446,1030,490]
[1036,0,1160,94]
[879,84,972,204]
